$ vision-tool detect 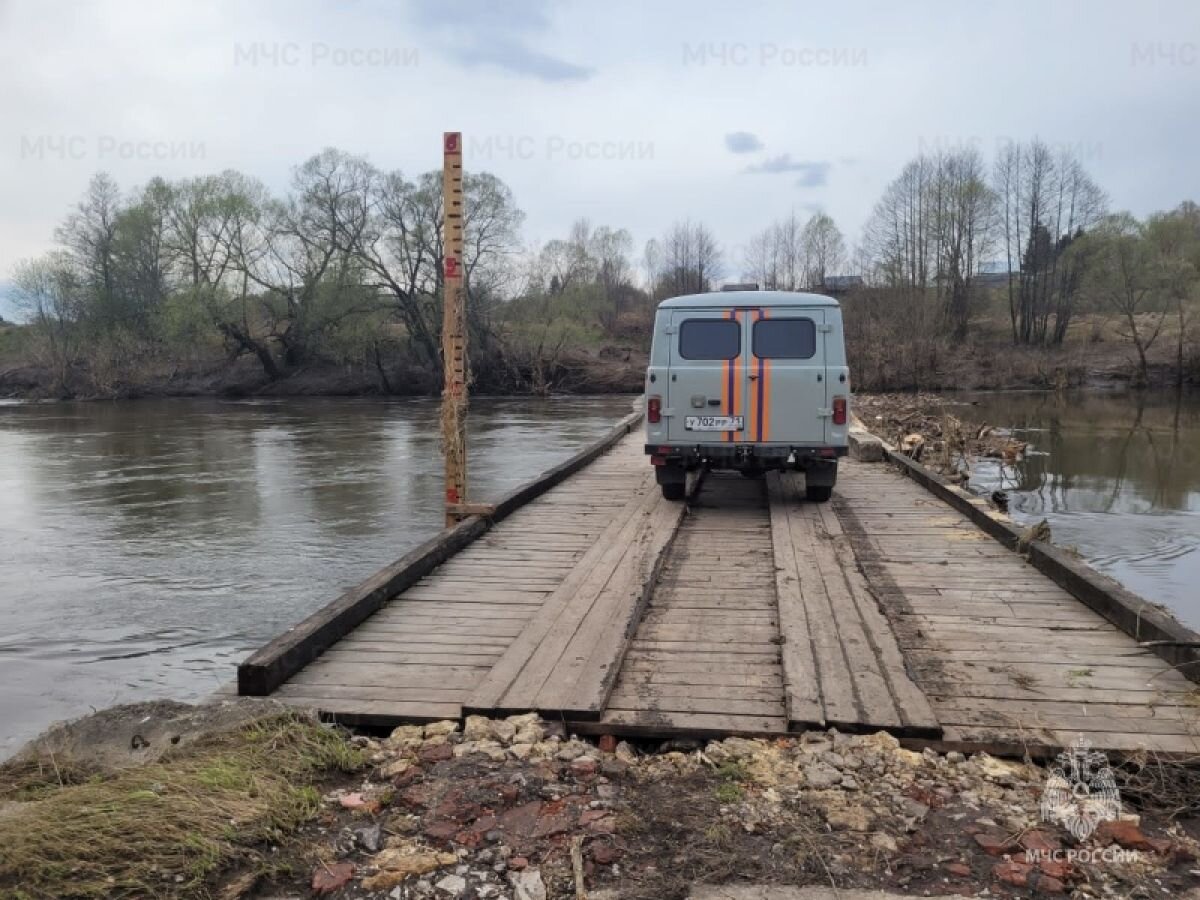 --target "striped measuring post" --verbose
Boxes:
[442,131,468,527]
